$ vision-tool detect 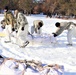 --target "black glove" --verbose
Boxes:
[1,26,5,29]
[52,33,57,37]
[16,31,18,33]
[38,27,40,30]
[12,28,15,31]
[21,27,24,31]
[39,22,43,27]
